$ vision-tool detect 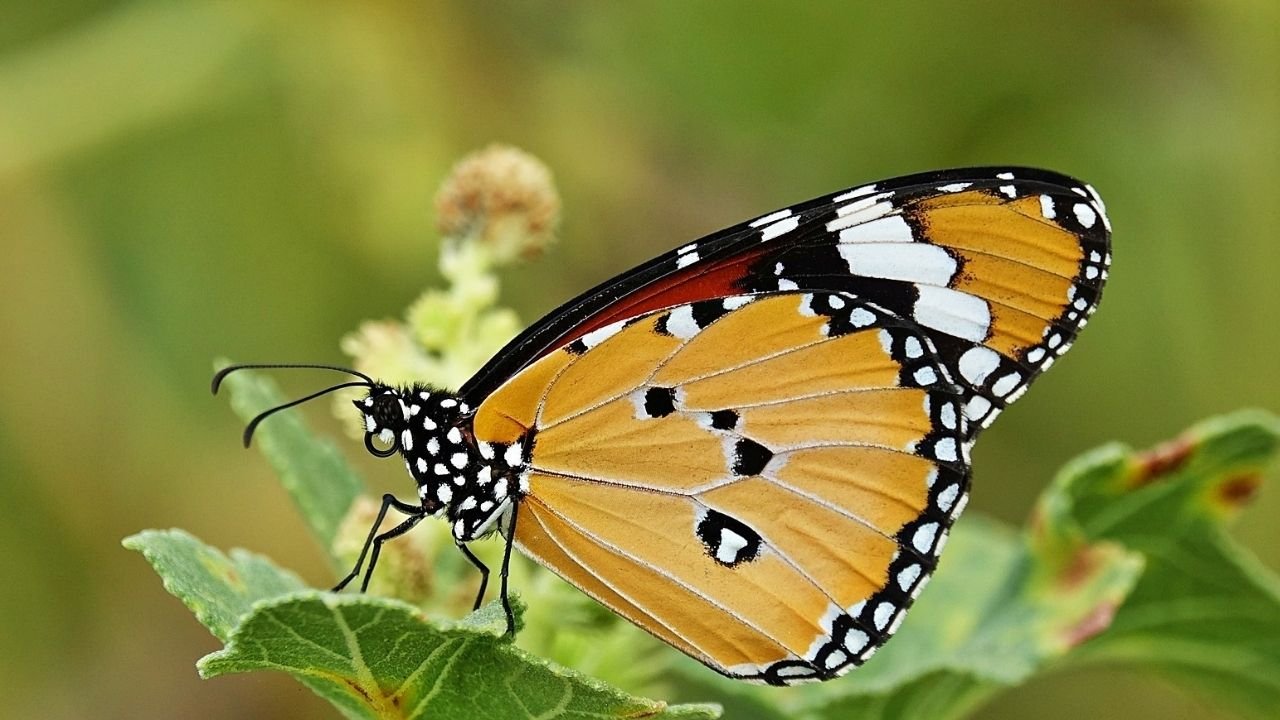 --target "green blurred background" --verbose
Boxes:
[1,2,1277,718]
